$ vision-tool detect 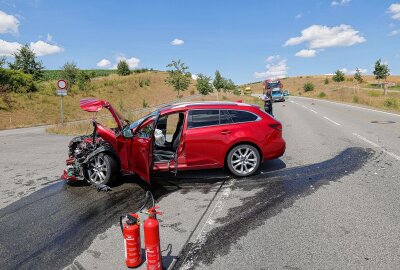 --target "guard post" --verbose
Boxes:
[56,80,68,126]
